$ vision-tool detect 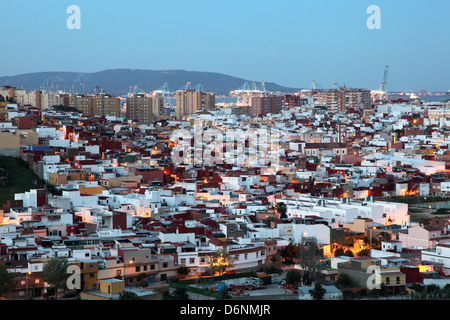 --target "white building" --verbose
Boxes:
[421,242,450,275]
